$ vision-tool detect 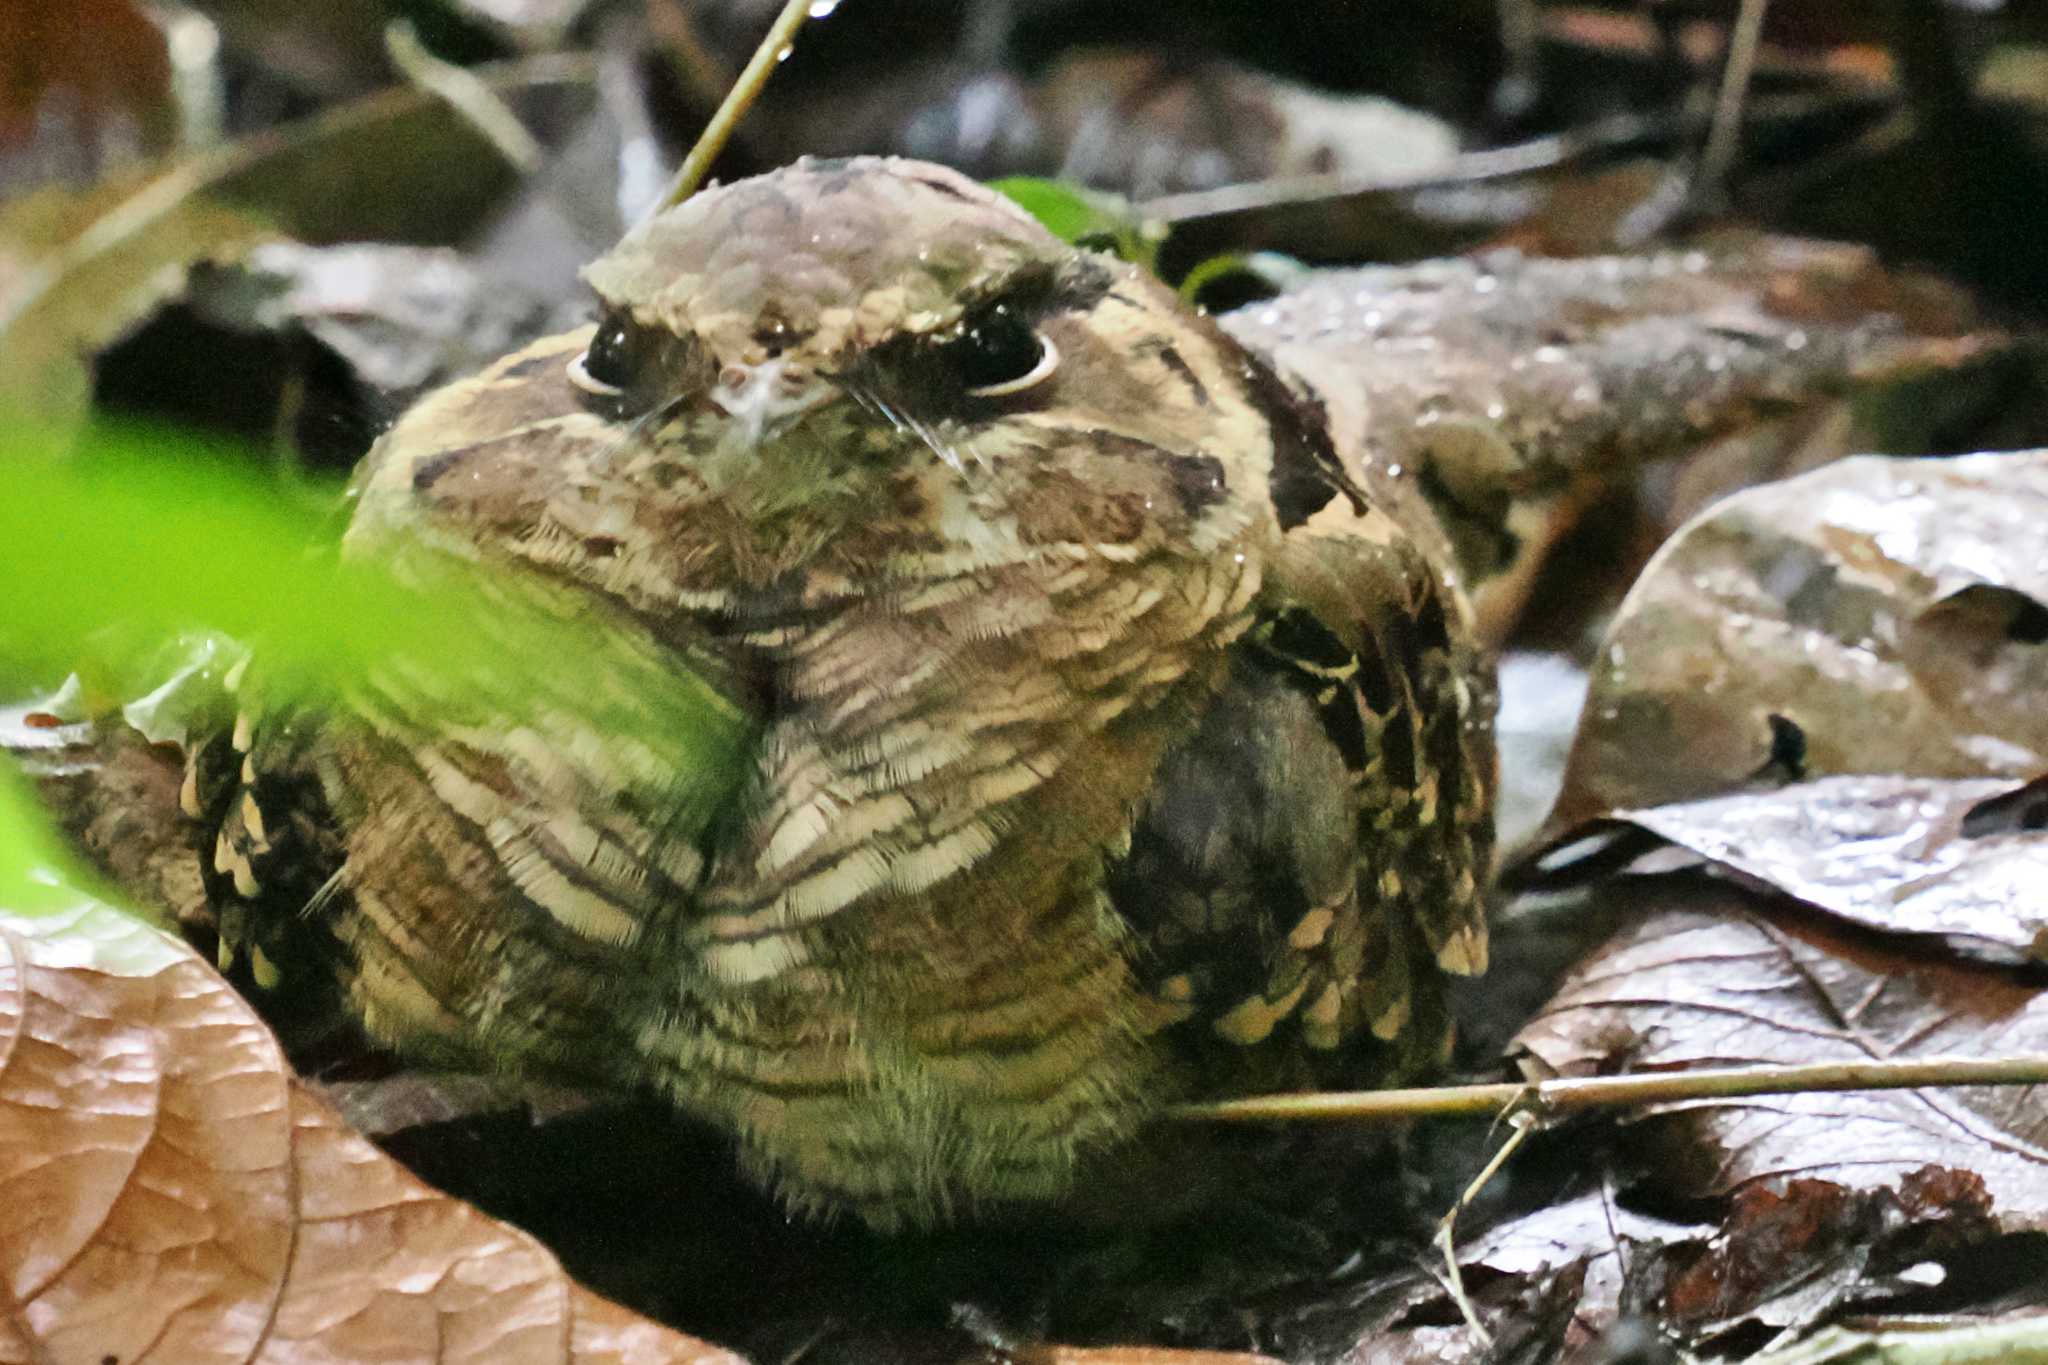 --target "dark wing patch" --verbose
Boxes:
[1108,650,1364,1094]
[1235,349,1363,531]
[186,692,354,1018]
[1109,533,1494,1095]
